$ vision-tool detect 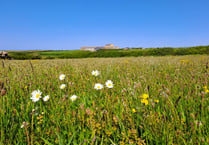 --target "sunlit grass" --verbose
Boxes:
[0,55,209,144]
